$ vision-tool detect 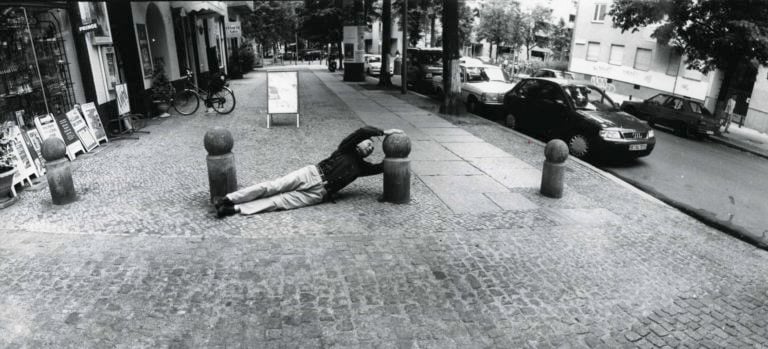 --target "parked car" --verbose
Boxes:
[503,78,656,159]
[362,54,394,76]
[433,64,516,114]
[406,48,443,92]
[620,93,719,138]
[532,68,576,80]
